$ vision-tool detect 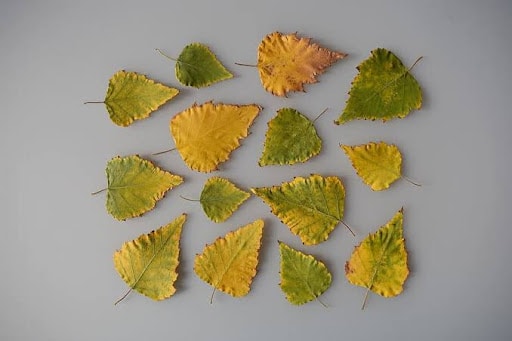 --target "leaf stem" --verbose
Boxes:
[155,48,178,62]
[210,288,216,304]
[408,56,423,72]
[91,188,107,195]
[84,101,105,104]
[114,288,133,305]
[312,108,329,124]
[180,195,200,202]
[316,297,328,308]
[152,148,176,156]
[361,287,370,310]
[341,220,356,237]
[401,175,421,187]
[235,62,258,67]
